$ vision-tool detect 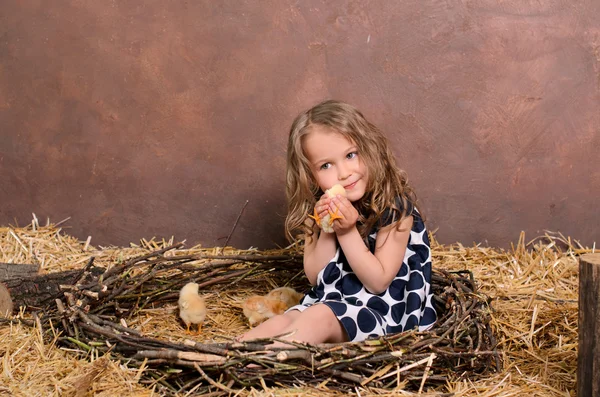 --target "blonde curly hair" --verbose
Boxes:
[285,100,421,243]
